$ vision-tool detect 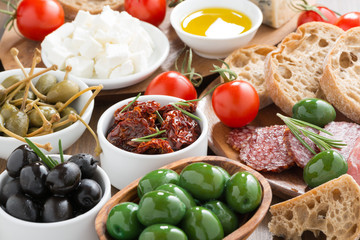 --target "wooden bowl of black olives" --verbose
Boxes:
[0,68,97,159]
[0,144,111,240]
[95,156,272,240]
